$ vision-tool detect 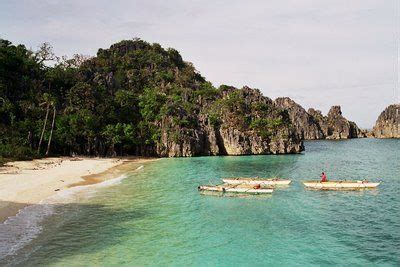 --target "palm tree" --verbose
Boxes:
[37,95,51,153]
[45,105,56,156]
[38,93,57,155]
